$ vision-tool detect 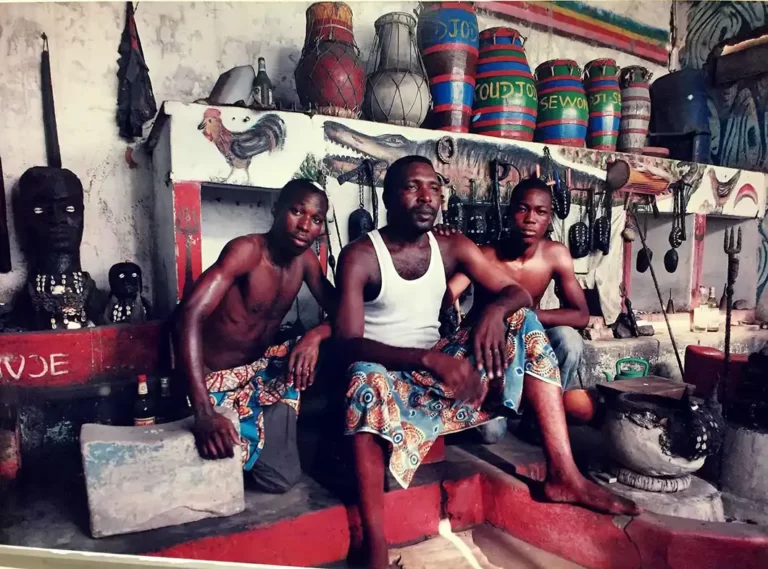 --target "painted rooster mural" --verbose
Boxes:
[198,109,286,183]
